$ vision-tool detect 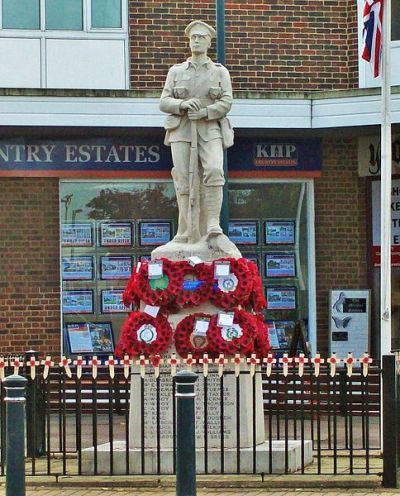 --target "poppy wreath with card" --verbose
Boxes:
[246,260,267,313]
[207,308,257,356]
[122,268,140,309]
[253,314,271,358]
[134,258,180,307]
[174,312,216,359]
[174,261,214,308]
[115,311,173,358]
[210,257,253,310]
